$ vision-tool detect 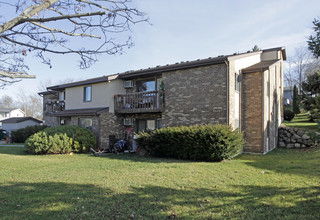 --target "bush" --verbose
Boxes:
[284,110,295,121]
[11,125,48,143]
[25,132,72,154]
[25,125,96,154]
[135,124,244,162]
[43,125,96,153]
